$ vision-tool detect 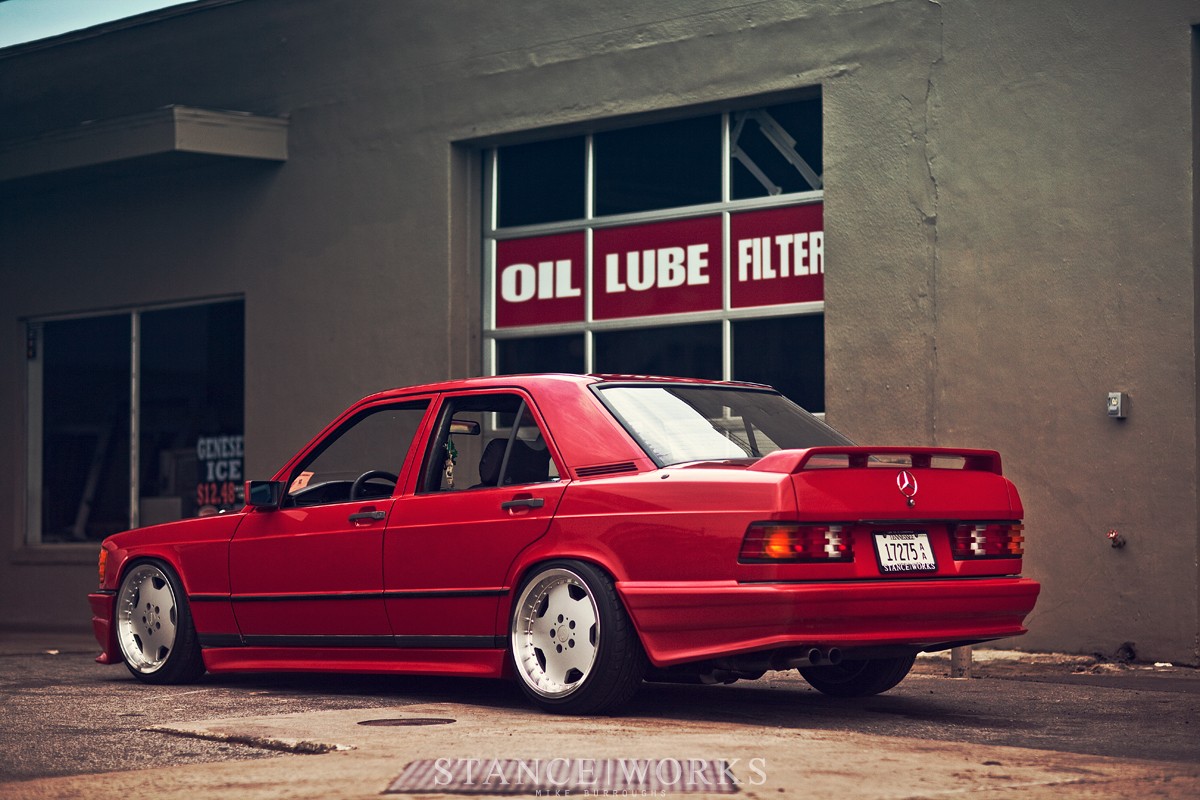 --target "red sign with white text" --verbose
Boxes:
[495,232,586,328]
[729,204,823,309]
[592,216,723,321]
[491,204,822,328]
